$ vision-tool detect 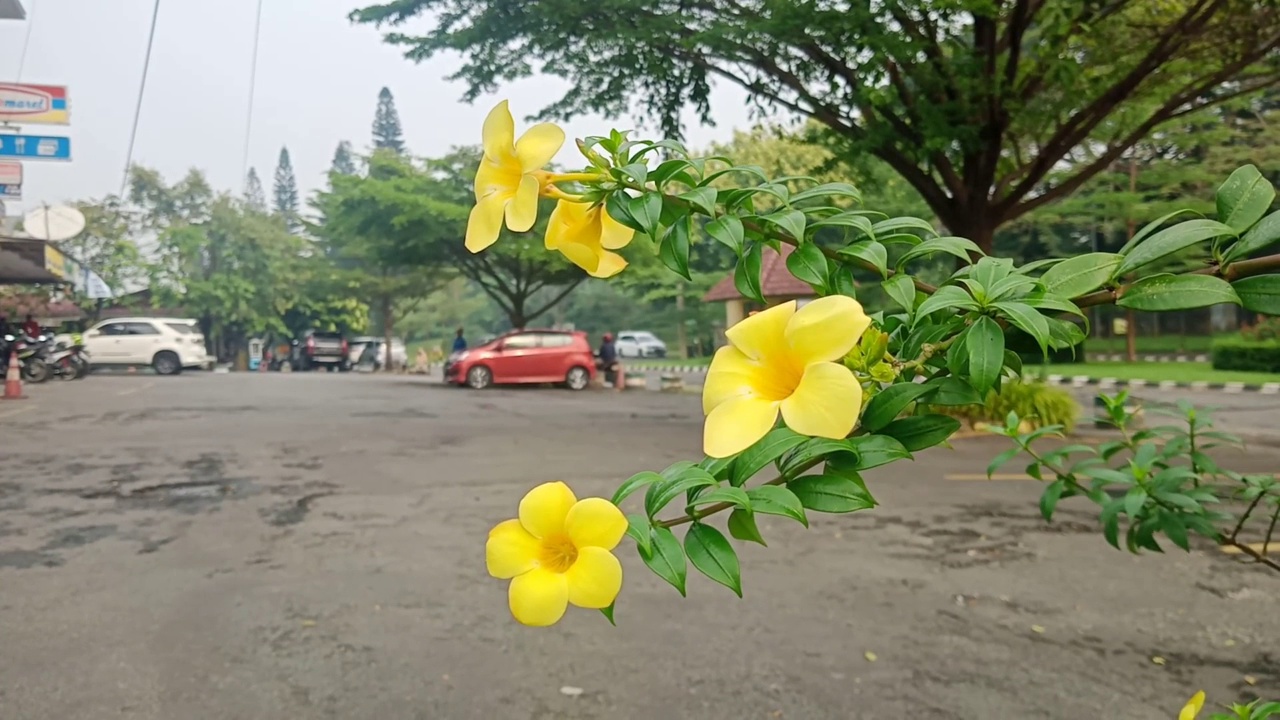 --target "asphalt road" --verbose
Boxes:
[1,374,1278,720]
